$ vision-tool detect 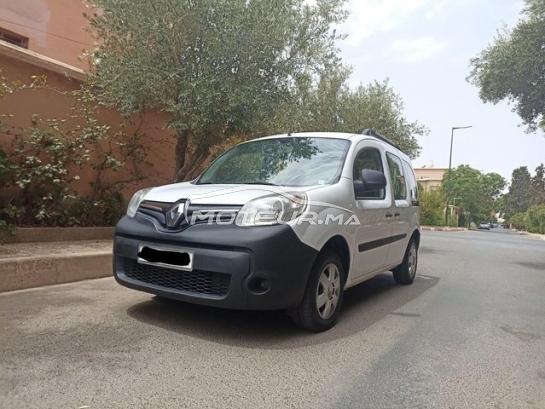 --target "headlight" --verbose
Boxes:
[235,192,307,226]
[126,187,154,218]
